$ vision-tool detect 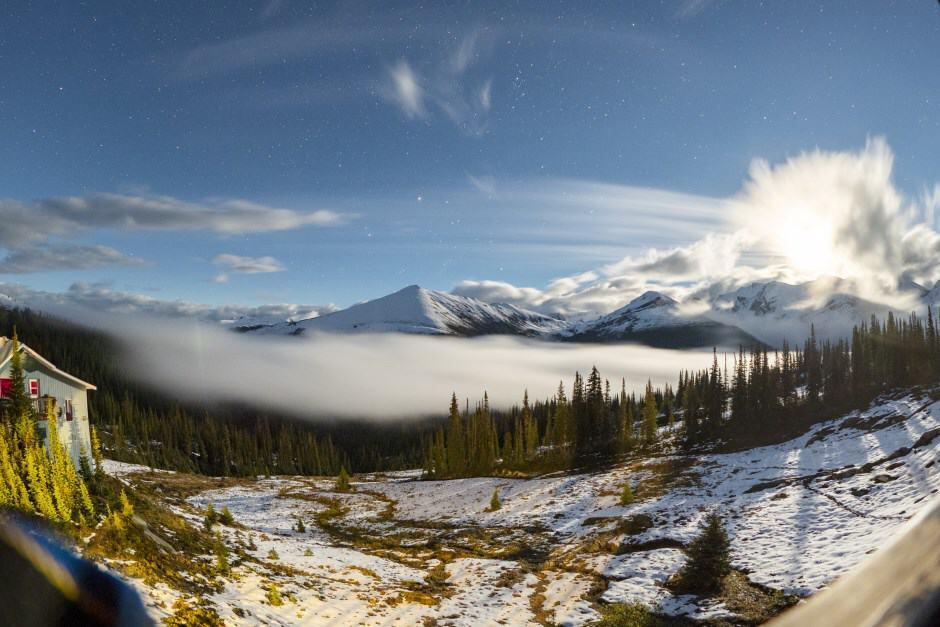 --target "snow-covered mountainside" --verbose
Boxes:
[235,278,940,348]
[564,291,763,348]
[237,285,568,337]
[707,277,898,345]
[106,386,940,625]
